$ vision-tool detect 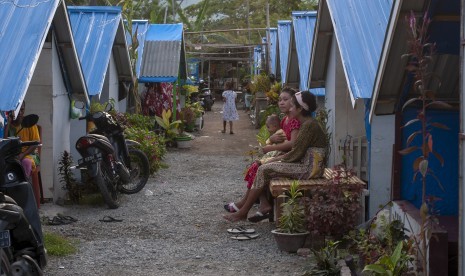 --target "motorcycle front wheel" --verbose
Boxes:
[0,248,11,276]
[95,162,119,209]
[118,148,149,194]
